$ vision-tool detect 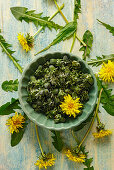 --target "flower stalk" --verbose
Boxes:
[35,124,45,157]
[70,32,76,53]
[96,111,101,124]
[54,0,68,24]
[77,88,103,148]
